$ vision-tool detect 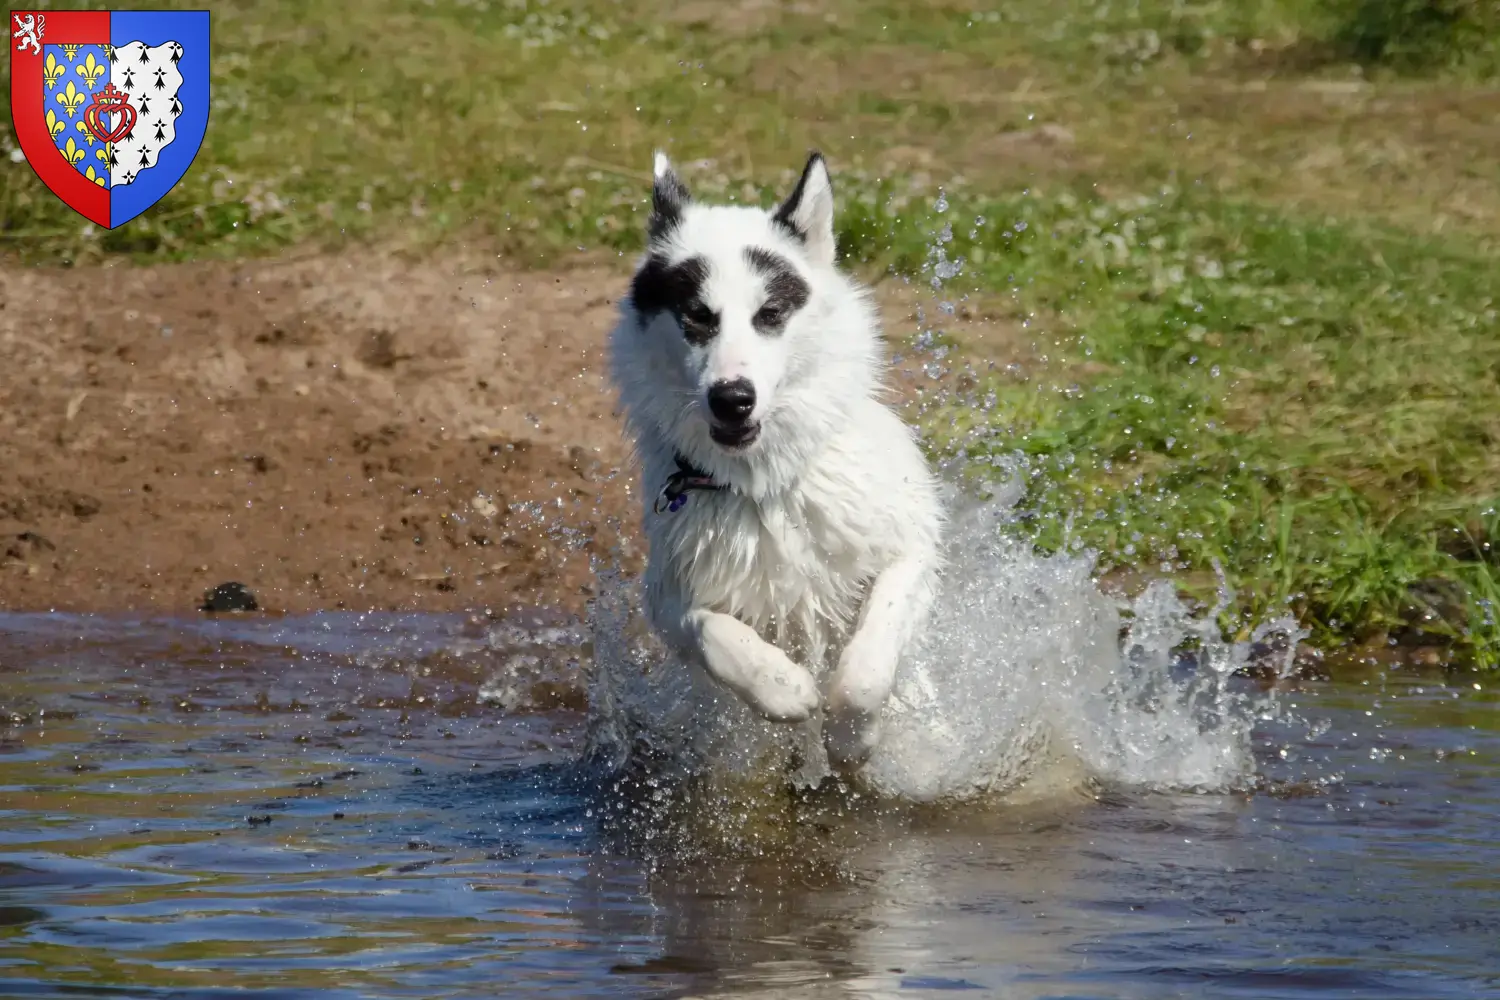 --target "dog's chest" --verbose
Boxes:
[661,482,881,649]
